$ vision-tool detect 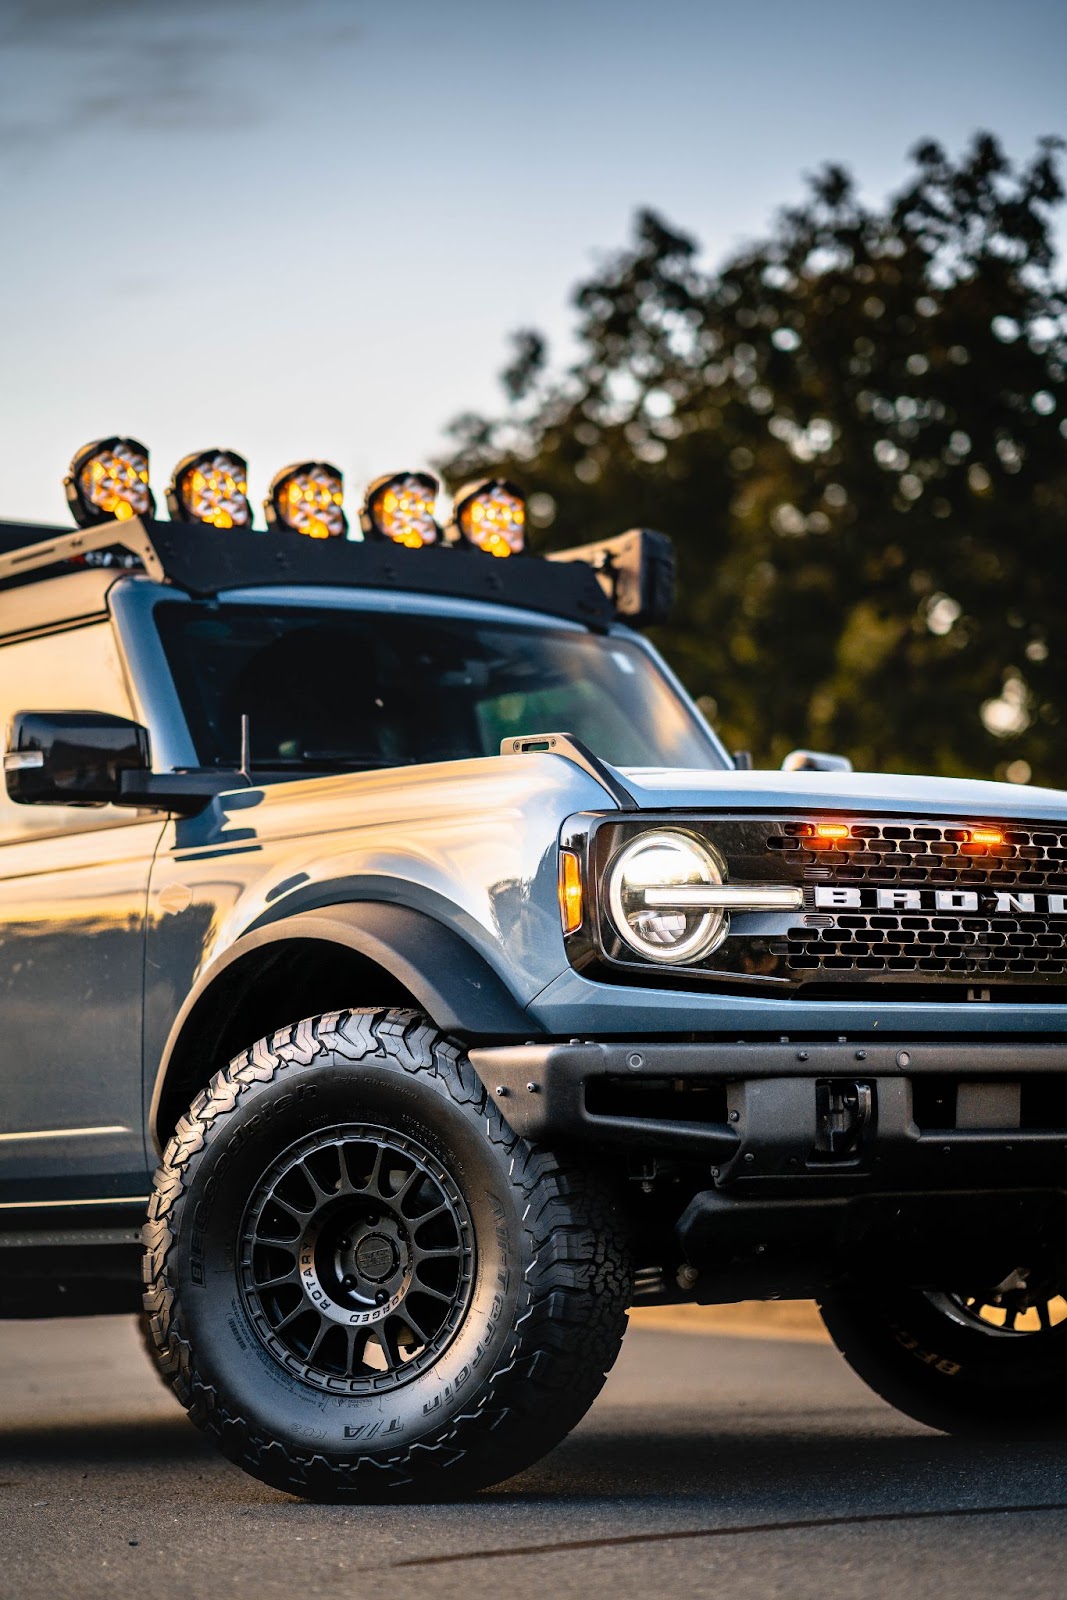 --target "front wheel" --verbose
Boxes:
[142,1008,630,1500]
[819,1276,1067,1437]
